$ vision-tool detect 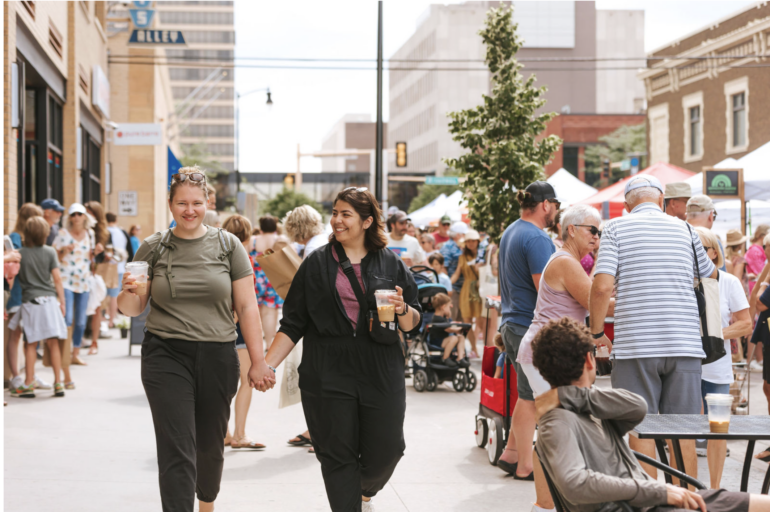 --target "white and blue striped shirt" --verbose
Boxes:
[595,202,715,360]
